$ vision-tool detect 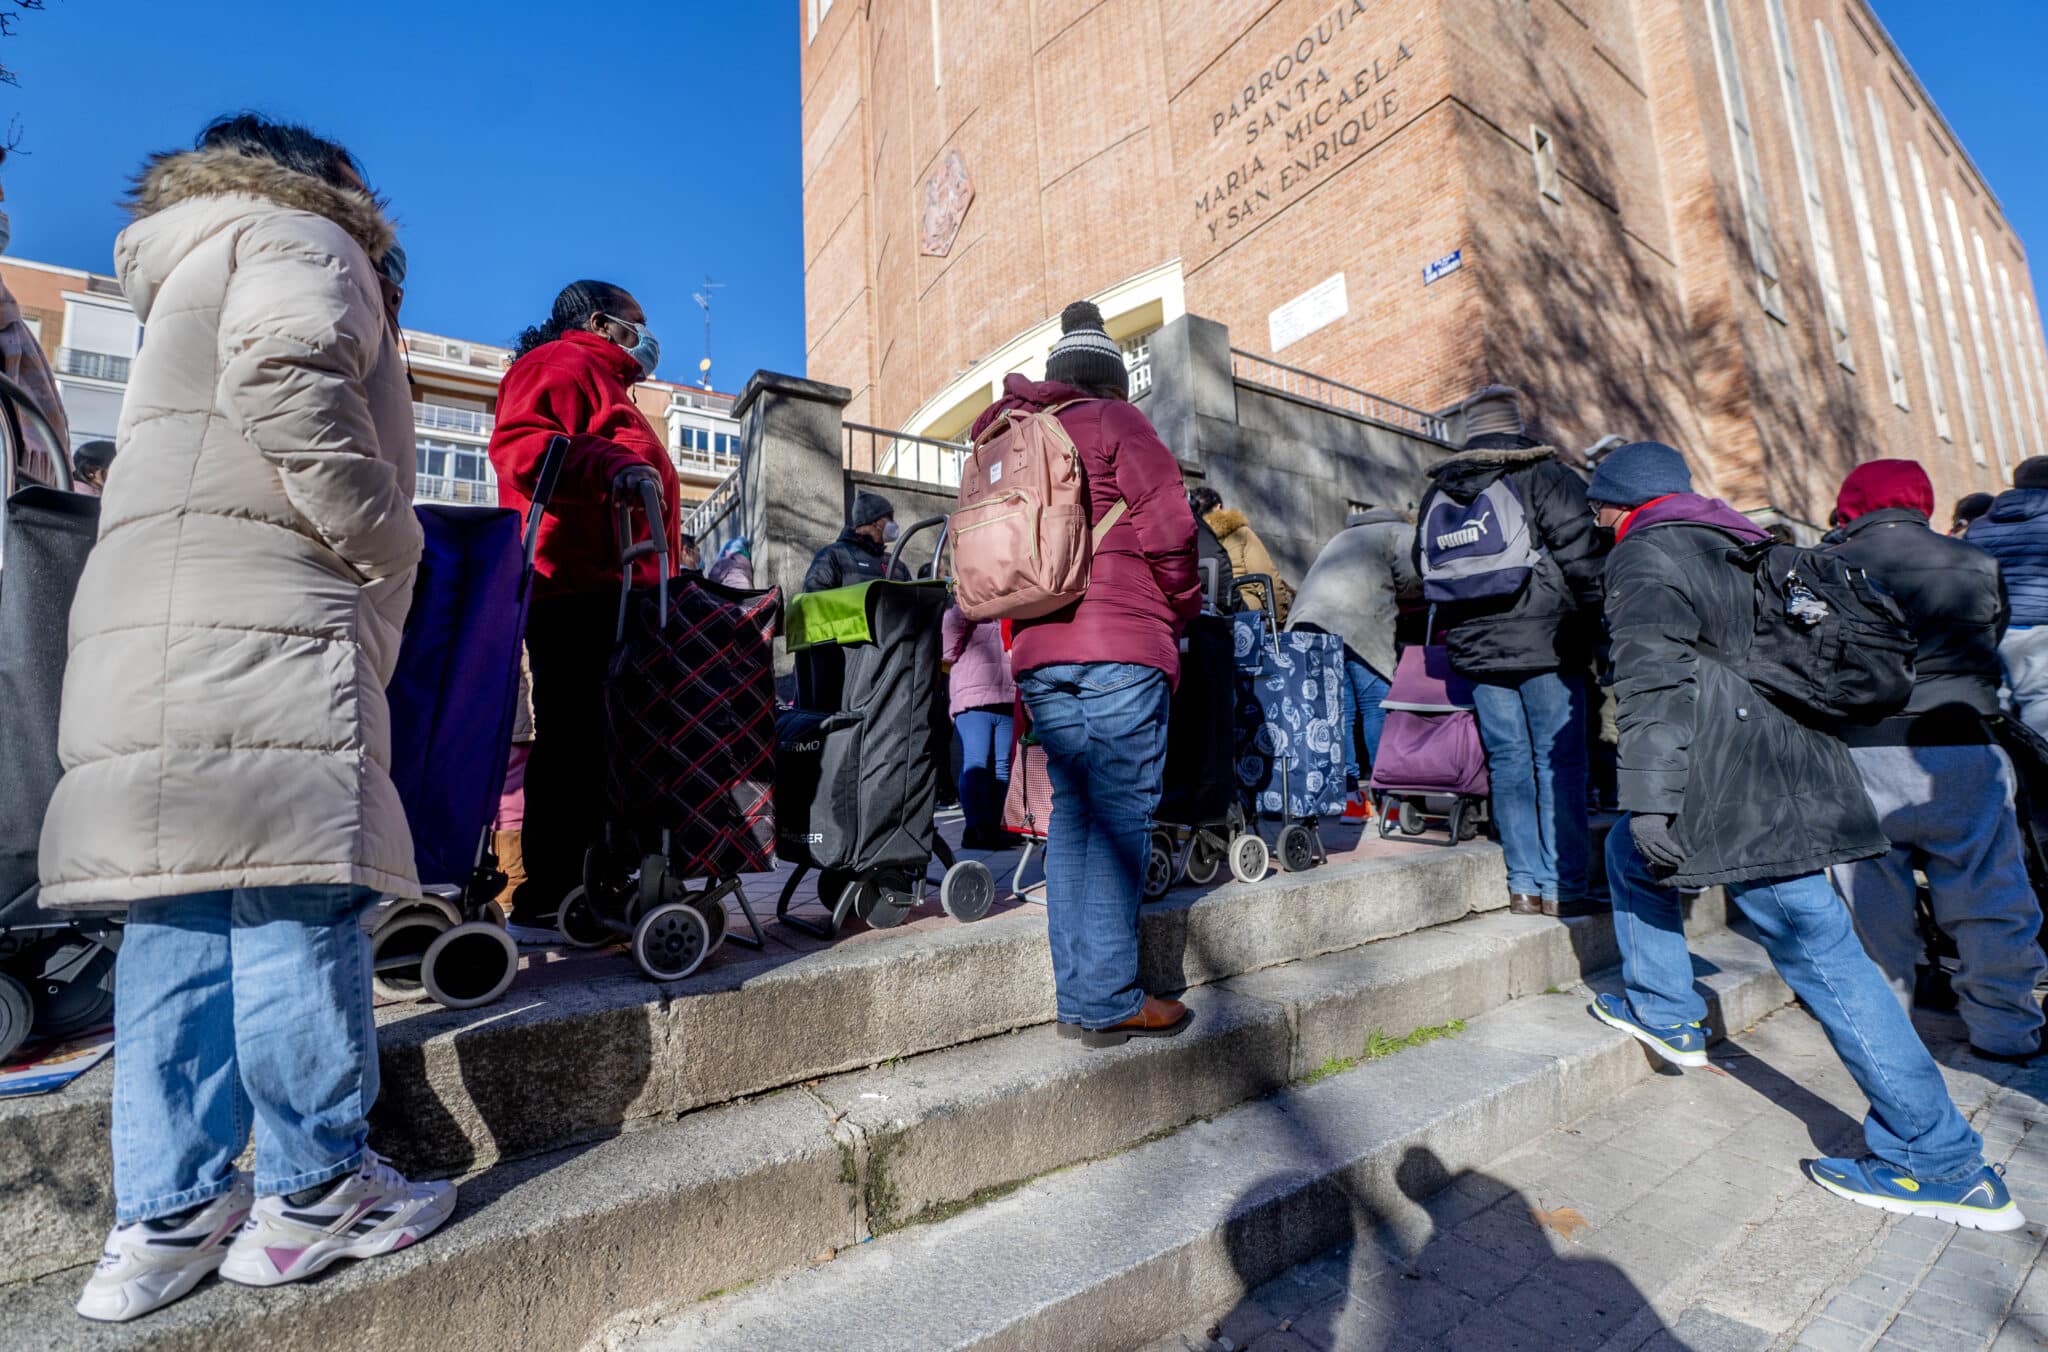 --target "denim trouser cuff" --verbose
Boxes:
[117,1174,240,1227]
[1076,995,1147,1031]
[257,1145,365,1199]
